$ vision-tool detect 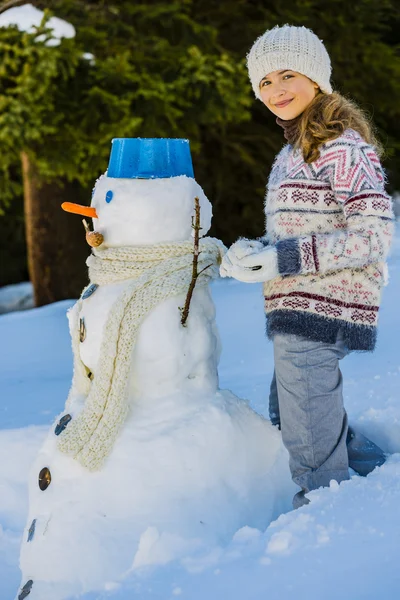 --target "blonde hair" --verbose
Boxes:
[295,91,383,163]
